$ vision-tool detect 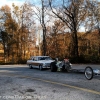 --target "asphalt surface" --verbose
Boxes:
[0,64,100,100]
